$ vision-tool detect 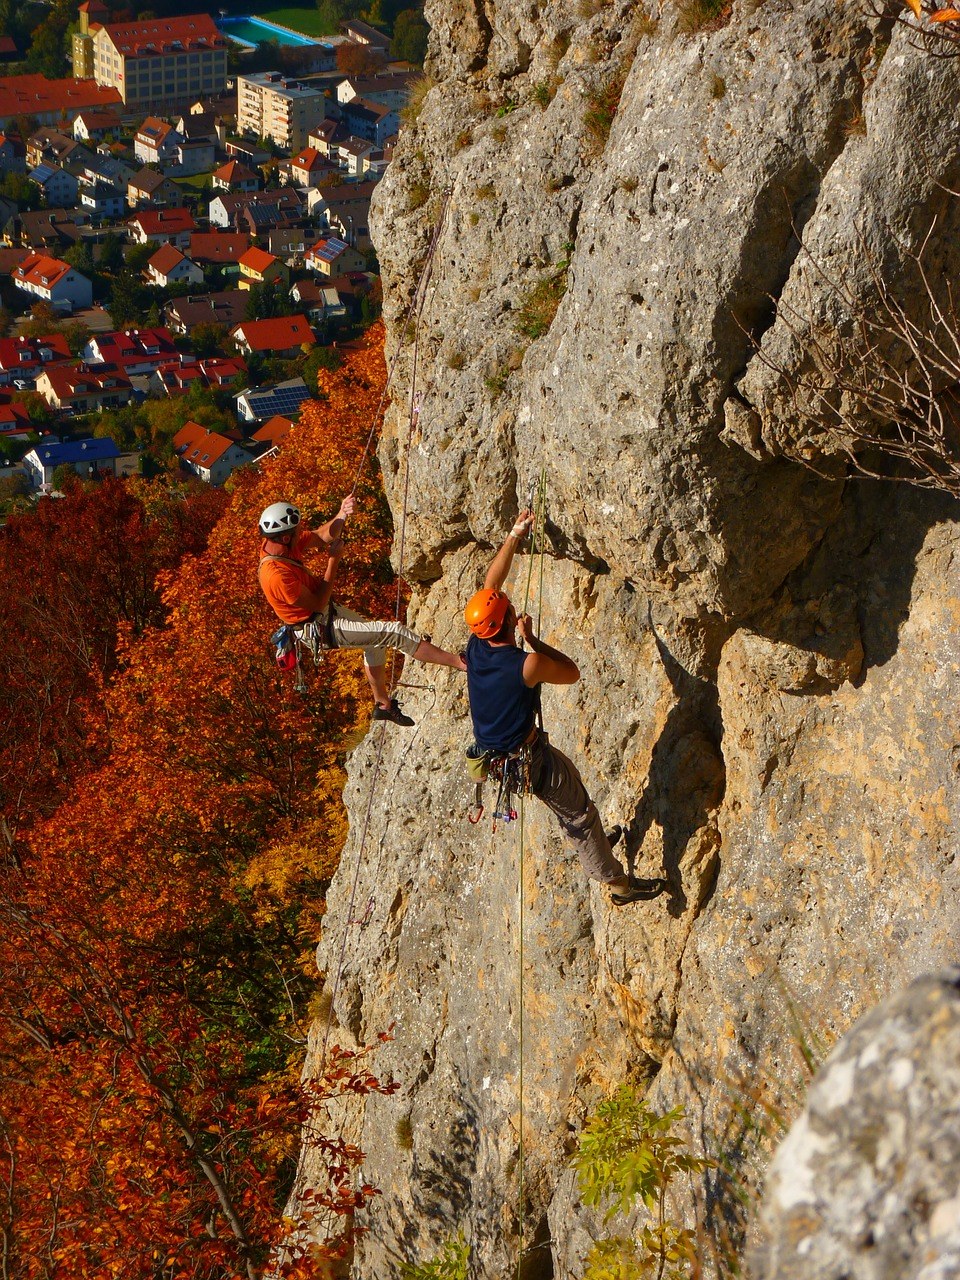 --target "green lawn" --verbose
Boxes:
[173,173,213,192]
[255,5,337,36]
[219,1,338,37]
